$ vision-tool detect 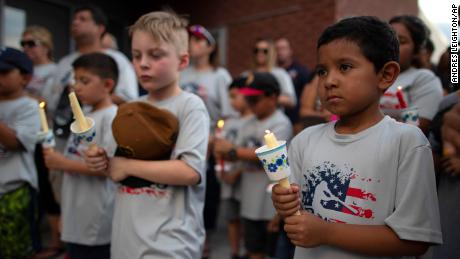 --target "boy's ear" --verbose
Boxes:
[21,73,33,87]
[178,53,190,71]
[104,78,116,93]
[378,61,400,92]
